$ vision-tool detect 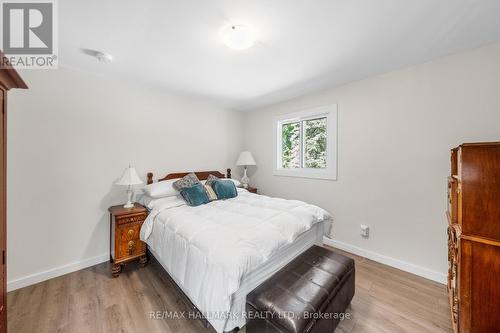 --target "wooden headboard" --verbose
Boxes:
[147,168,231,184]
